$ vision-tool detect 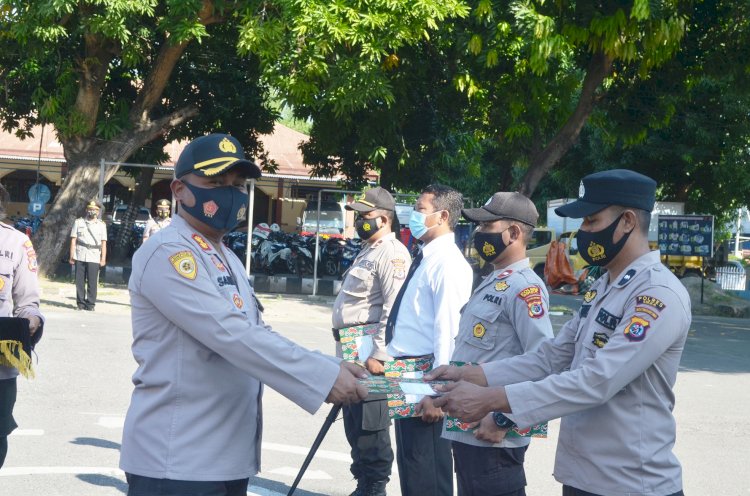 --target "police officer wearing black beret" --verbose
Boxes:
[430,169,691,496]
